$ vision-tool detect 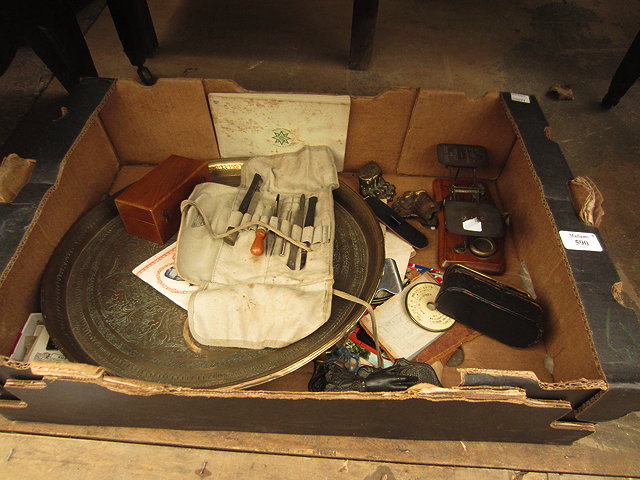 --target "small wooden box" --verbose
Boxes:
[115,155,210,243]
